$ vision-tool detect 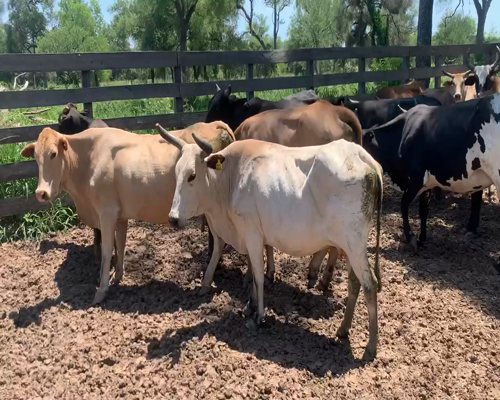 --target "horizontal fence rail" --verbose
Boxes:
[0,43,499,217]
